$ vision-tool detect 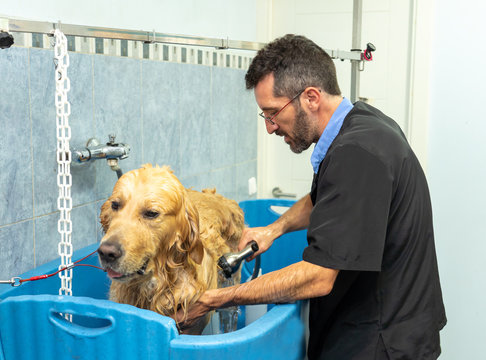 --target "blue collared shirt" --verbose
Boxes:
[310,97,354,173]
